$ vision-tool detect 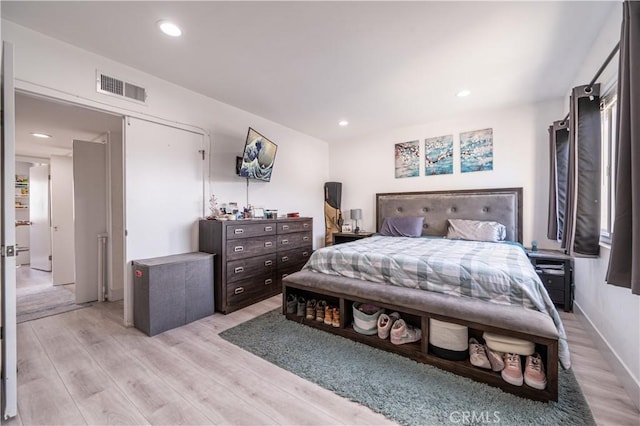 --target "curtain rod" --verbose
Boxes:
[562,42,620,122]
